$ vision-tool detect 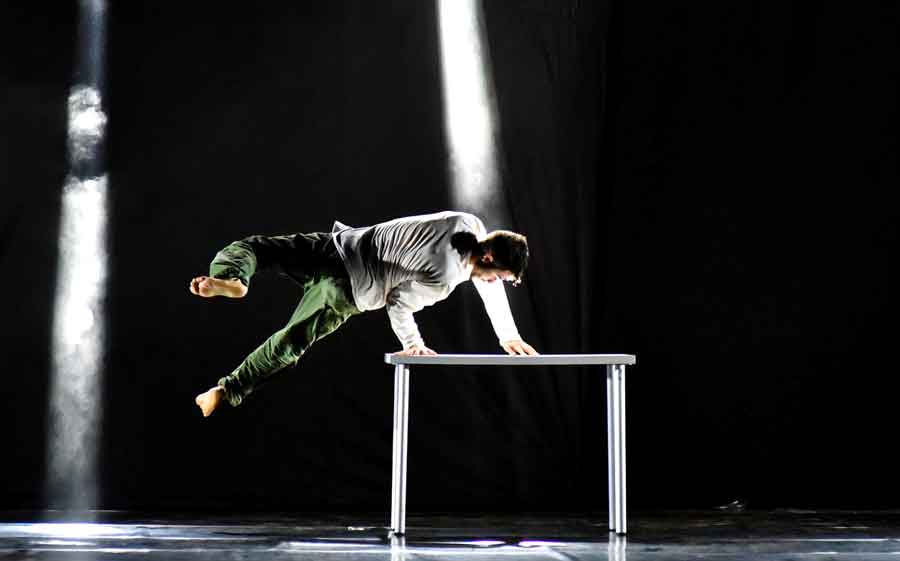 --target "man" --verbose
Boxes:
[190,210,538,417]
